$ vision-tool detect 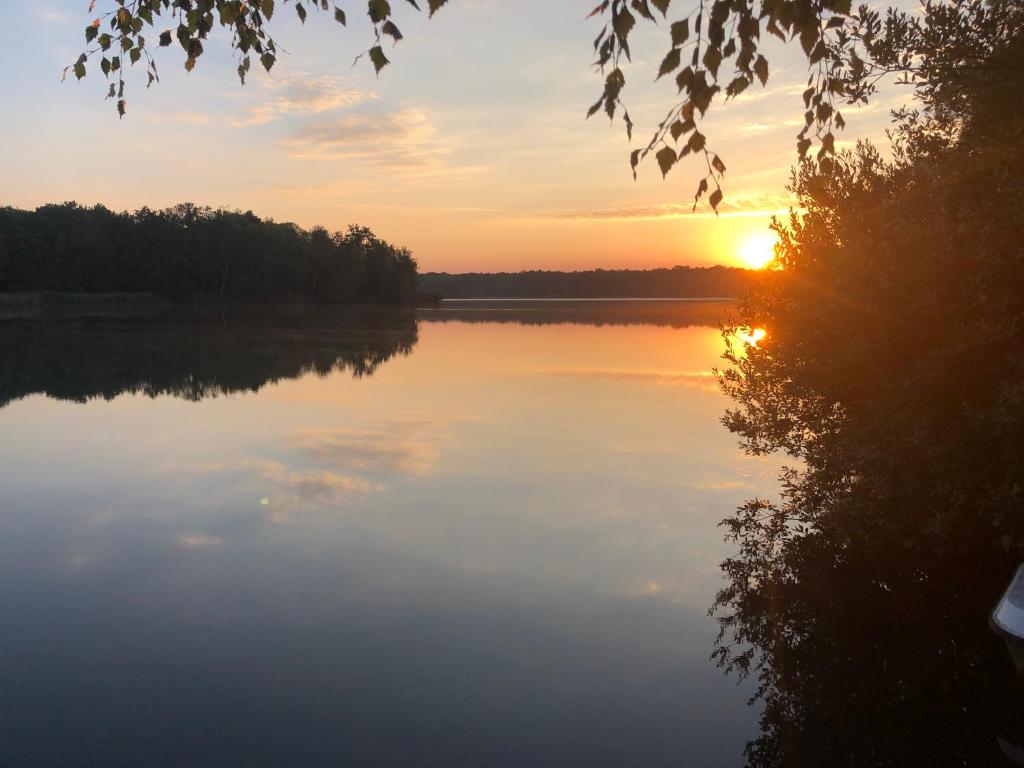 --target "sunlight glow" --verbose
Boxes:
[739,328,767,347]
[739,232,778,269]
